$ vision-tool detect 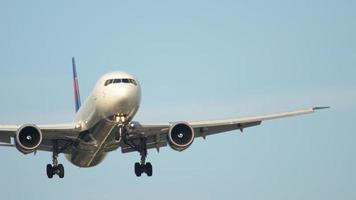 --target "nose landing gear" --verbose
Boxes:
[115,114,127,141]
